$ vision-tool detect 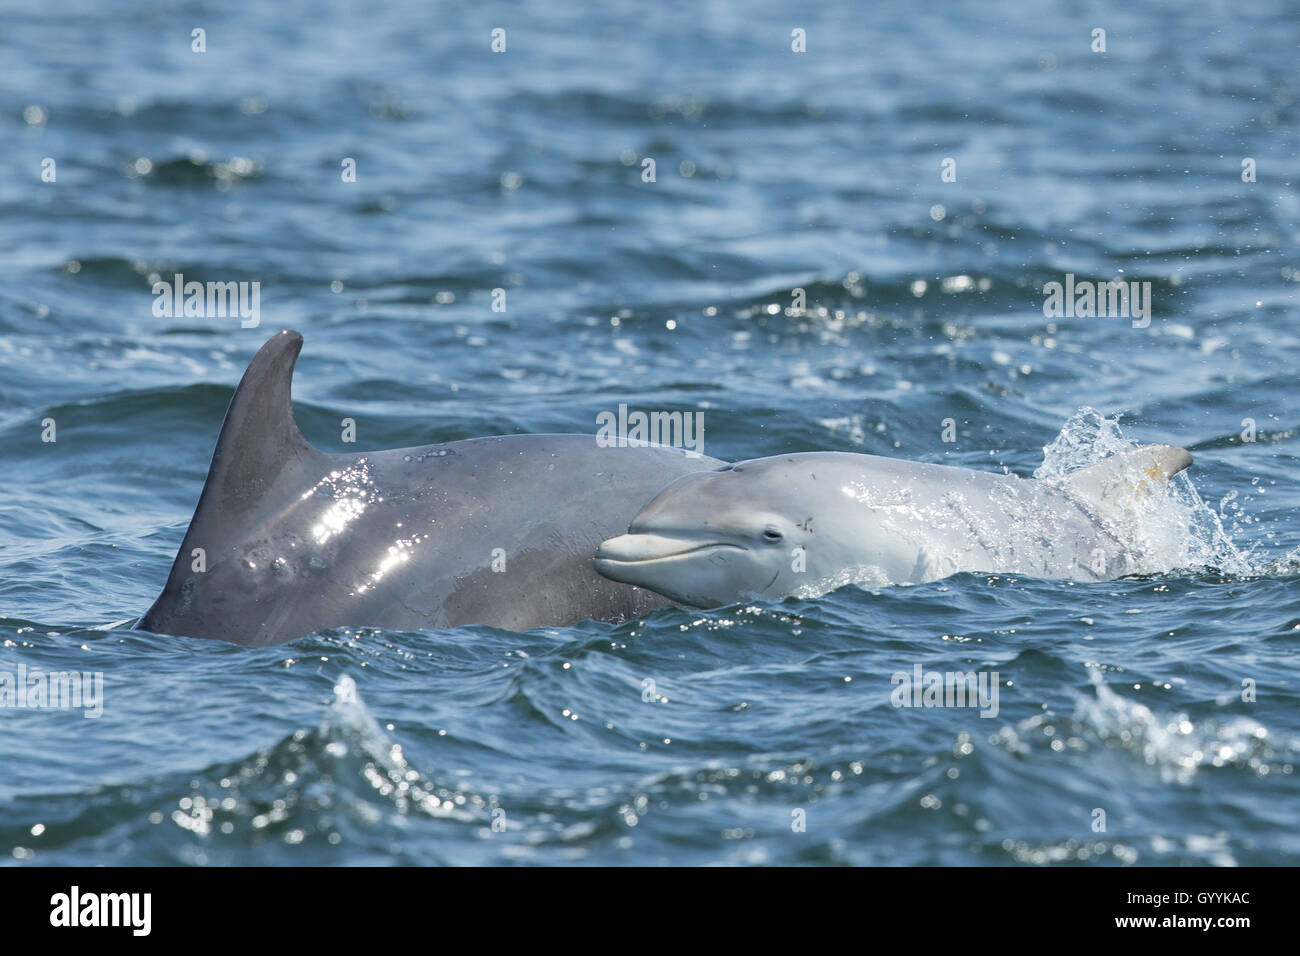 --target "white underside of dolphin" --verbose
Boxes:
[594,446,1195,608]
